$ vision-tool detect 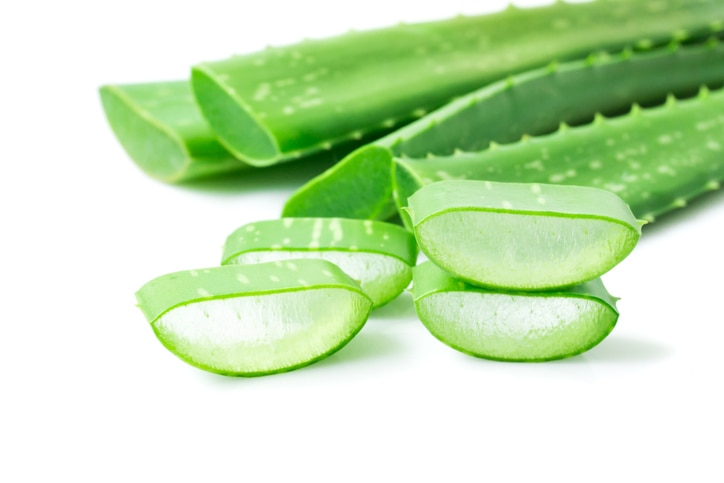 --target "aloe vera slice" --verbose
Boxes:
[135,260,372,376]
[221,218,417,308]
[394,85,724,224]
[406,180,641,291]
[100,82,248,182]
[412,261,619,362]
[283,34,724,220]
[194,0,724,167]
